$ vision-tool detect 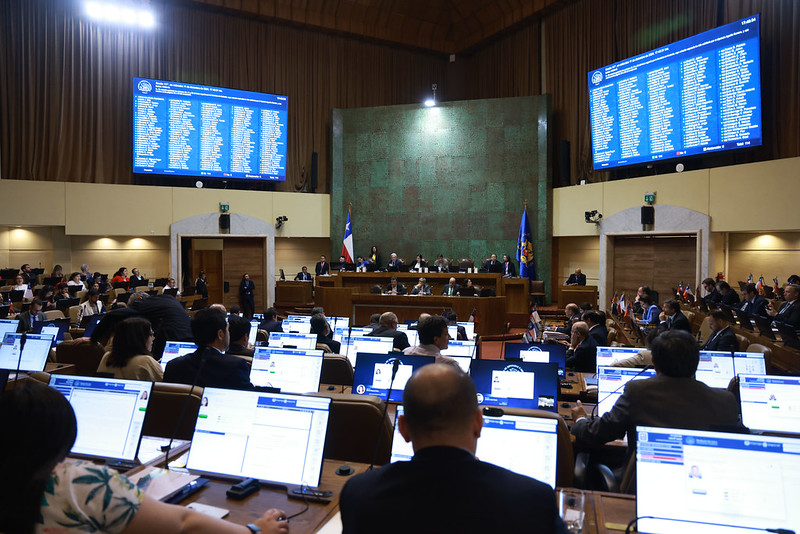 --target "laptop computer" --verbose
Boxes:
[159,341,198,371]
[0,319,18,342]
[0,332,54,372]
[352,353,435,402]
[390,405,560,489]
[469,360,559,412]
[249,347,324,393]
[695,350,736,389]
[49,375,152,463]
[596,366,657,417]
[503,342,567,379]
[732,352,767,376]
[185,389,331,487]
[595,346,643,371]
[636,425,800,533]
[56,297,80,313]
[267,332,318,350]
[739,374,800,435]
[82,315,104,339]
[283,315,313,333]
[345,335,394,367]
[32,317,71,347]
